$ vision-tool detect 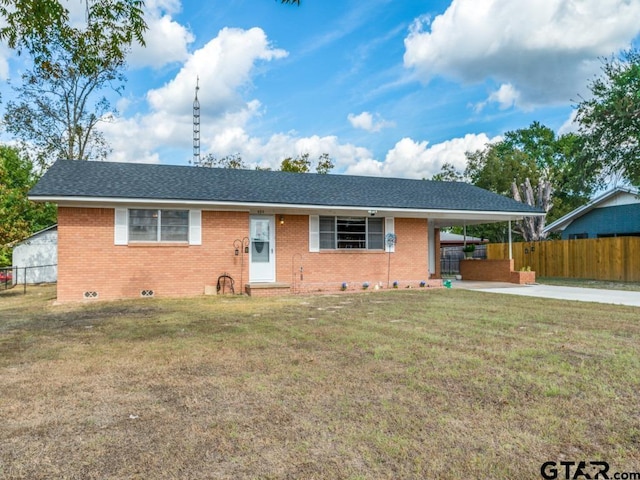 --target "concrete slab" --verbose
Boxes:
[453,280,521,289]
[451,280,640,307]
